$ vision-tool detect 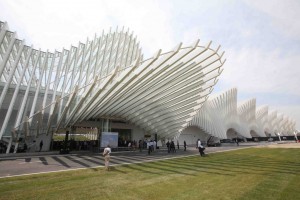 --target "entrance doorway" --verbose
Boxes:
[111,128,132,147]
